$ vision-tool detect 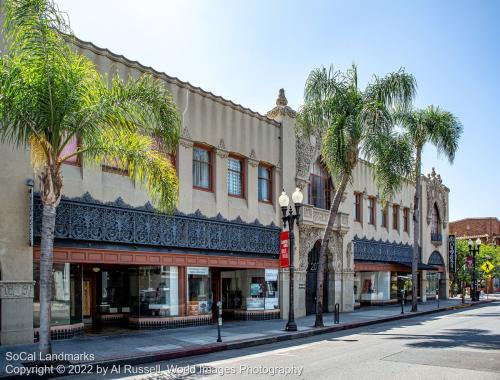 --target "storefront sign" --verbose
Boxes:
[280,231,289,268]
[187,267,209,275]
[246,297,265,310]
[265,297,279,310]
[448,235,456,272]
[265,269,278,282]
